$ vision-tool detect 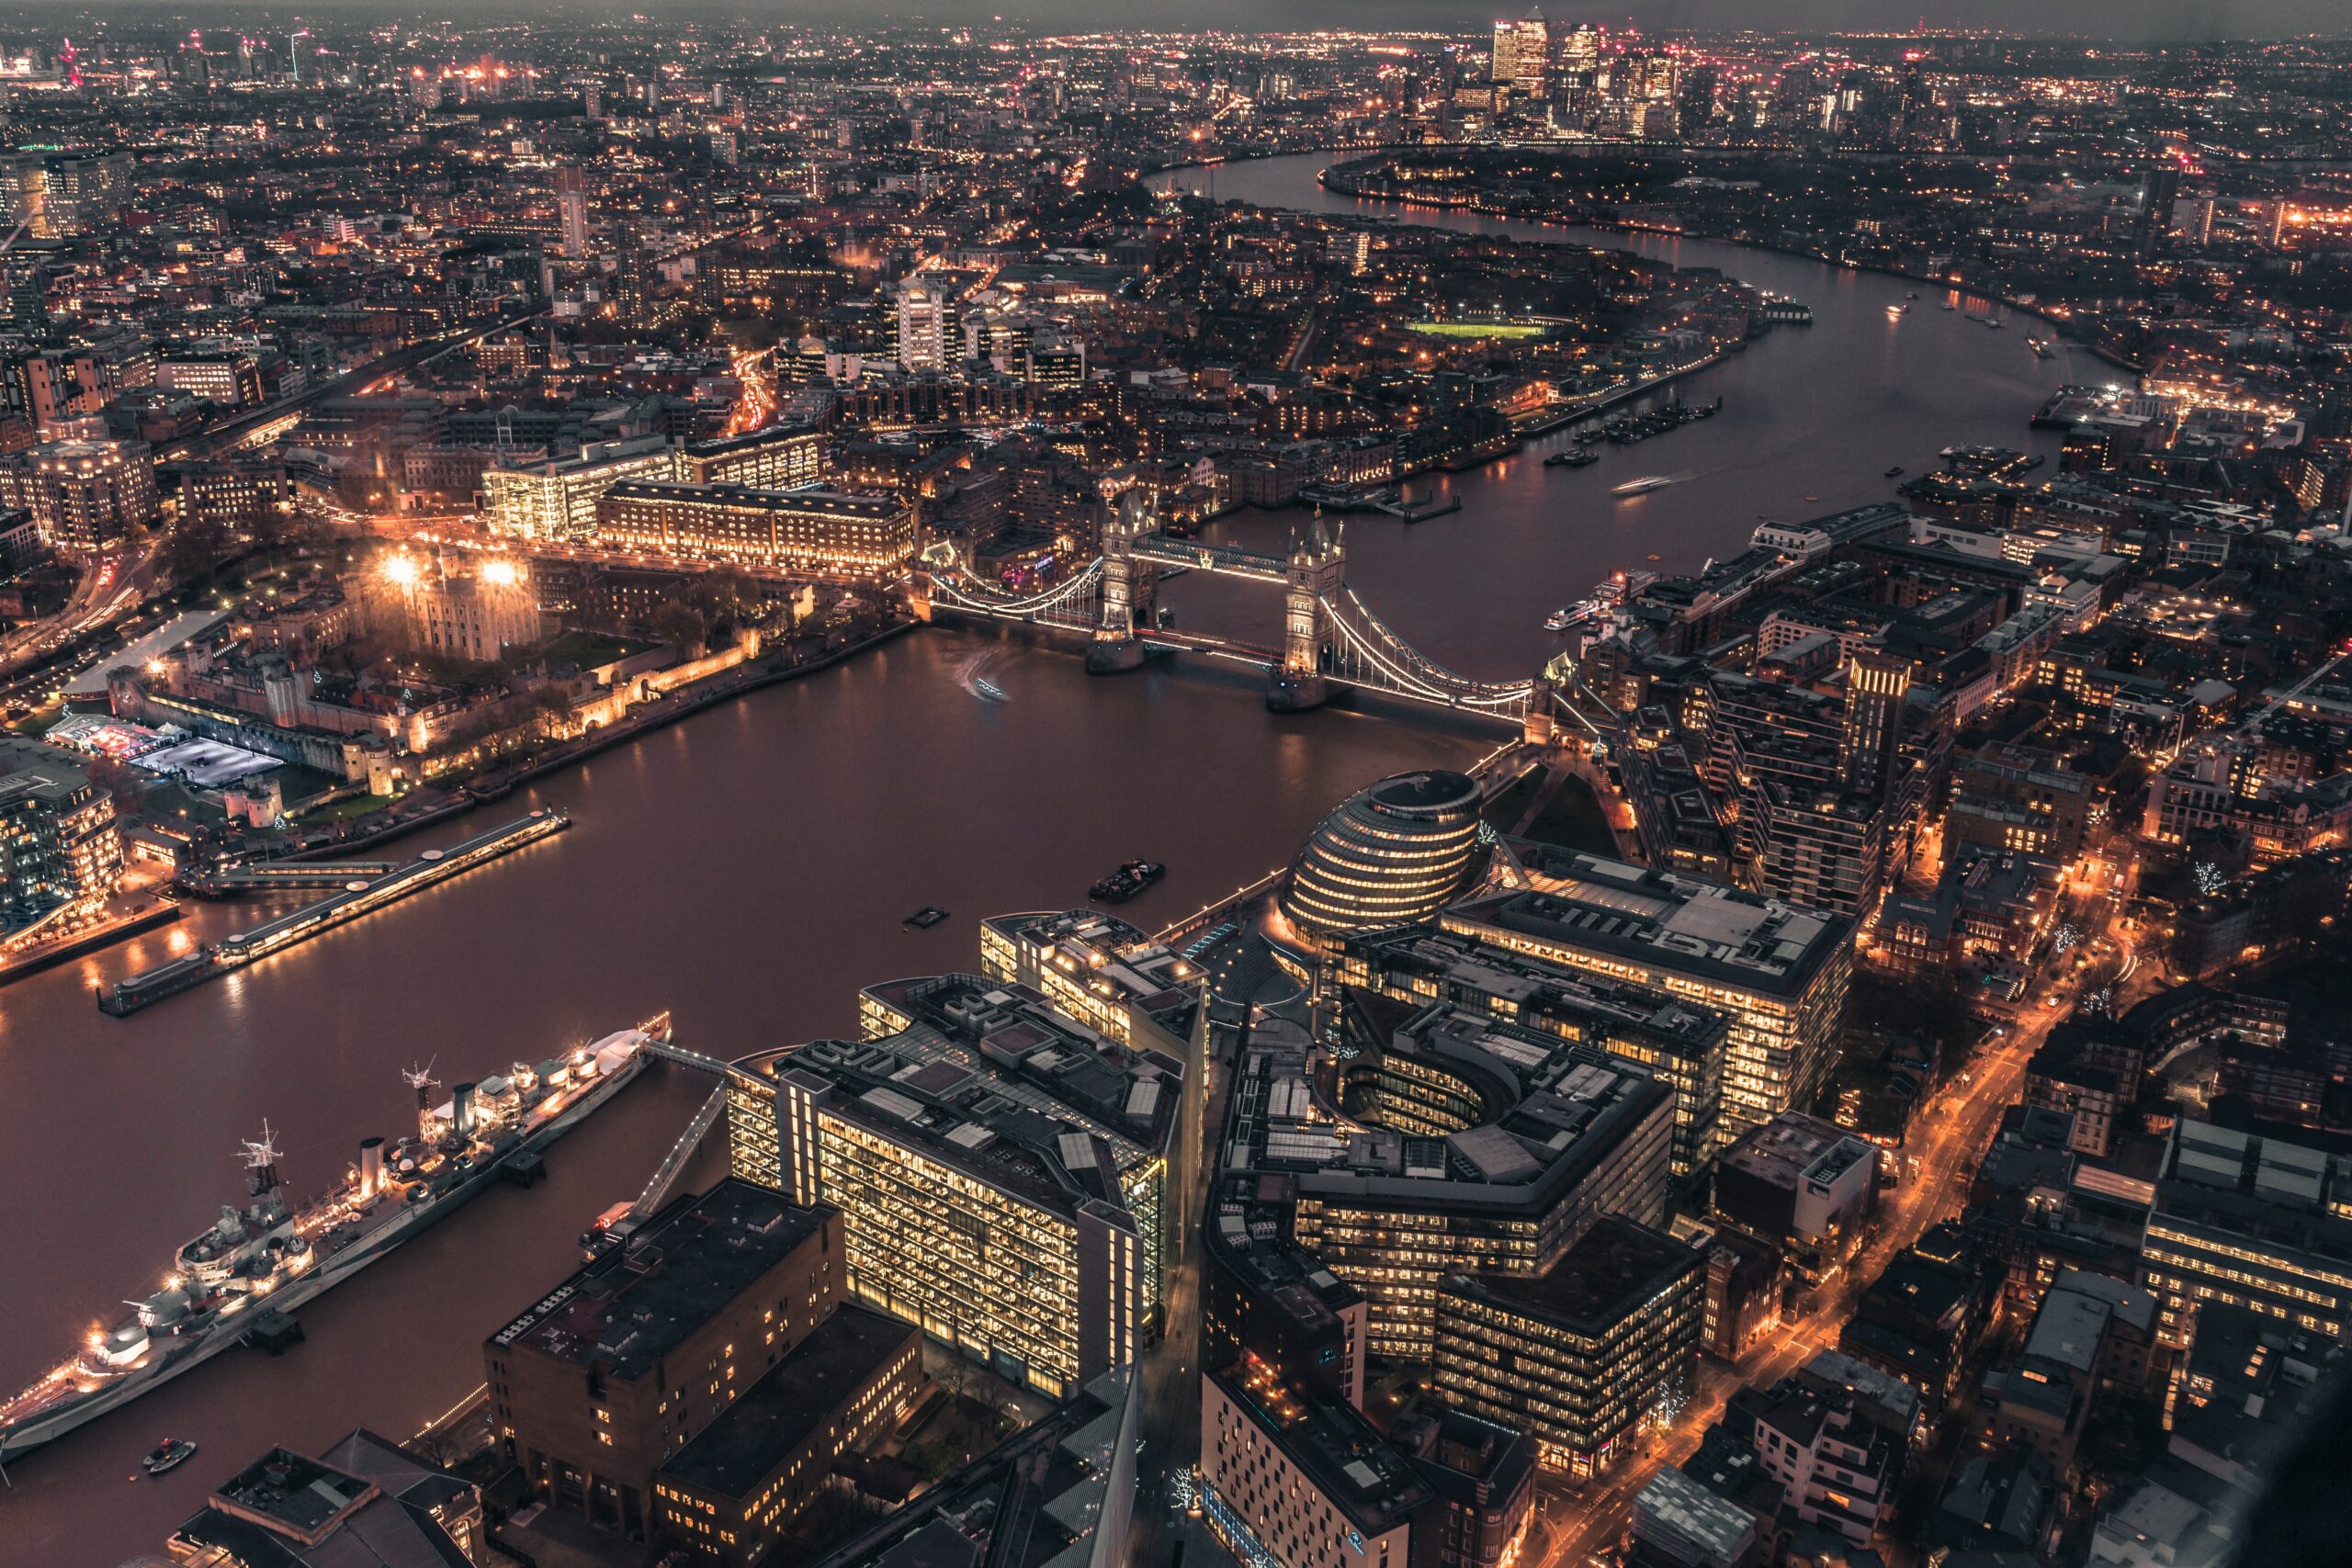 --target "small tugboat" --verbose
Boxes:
[142,1438,197,1476]
[1886,302,1910,318]
[1544,448,1599,468]
[1090,860,1165,904]
[1884,465,1905,478]
[903,907,950,930]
